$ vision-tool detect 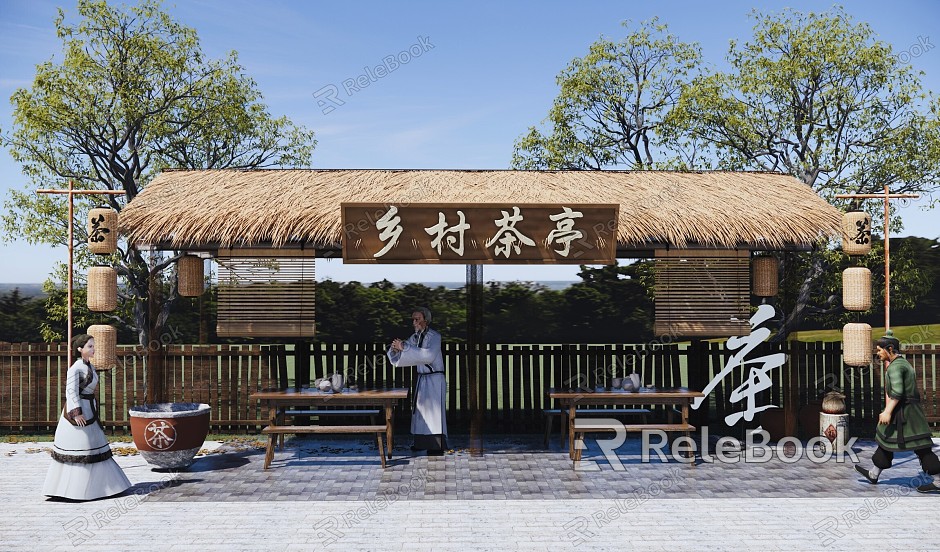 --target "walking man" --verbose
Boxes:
[855,331,940,493]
